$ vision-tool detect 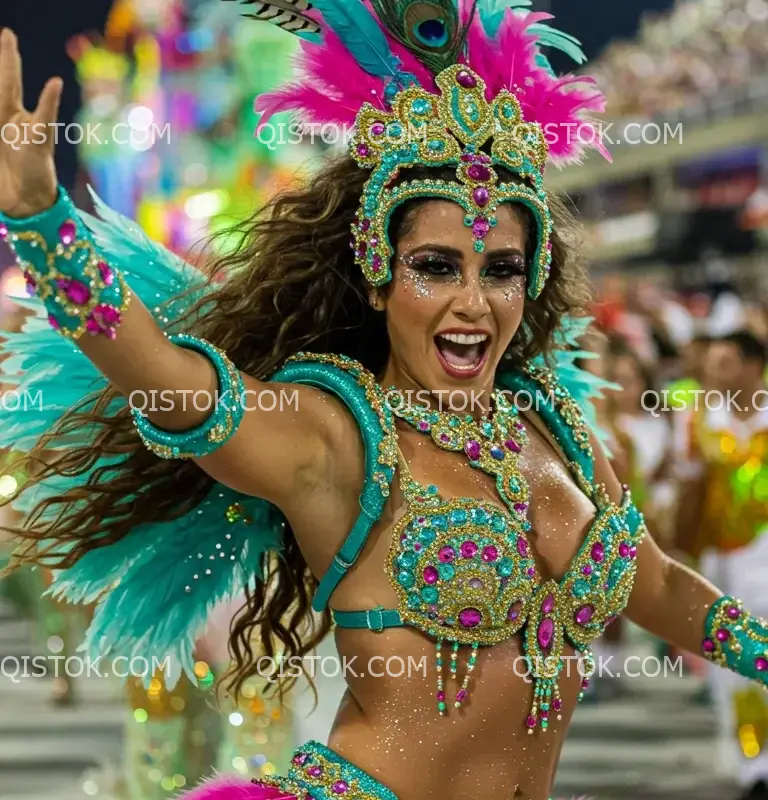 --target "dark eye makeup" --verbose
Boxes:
[400,252,527,281]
